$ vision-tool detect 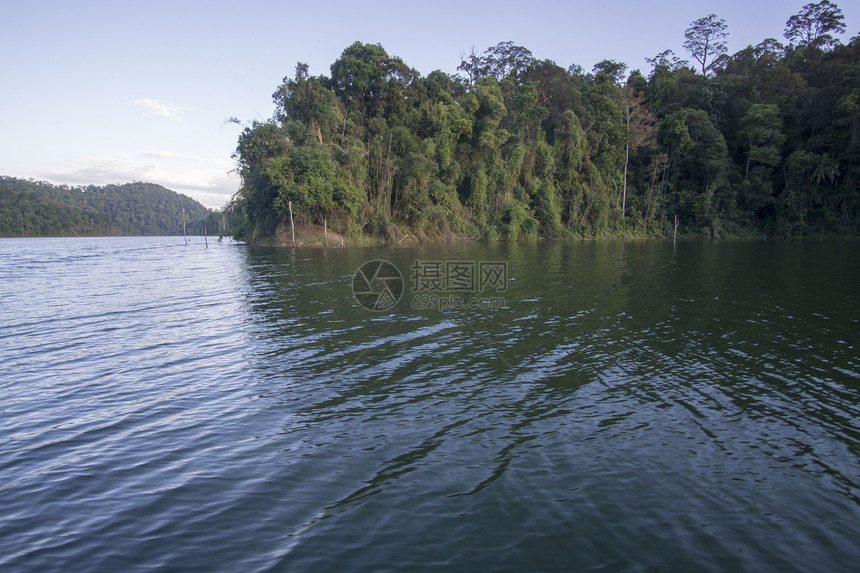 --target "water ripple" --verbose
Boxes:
[1,238,859,571]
